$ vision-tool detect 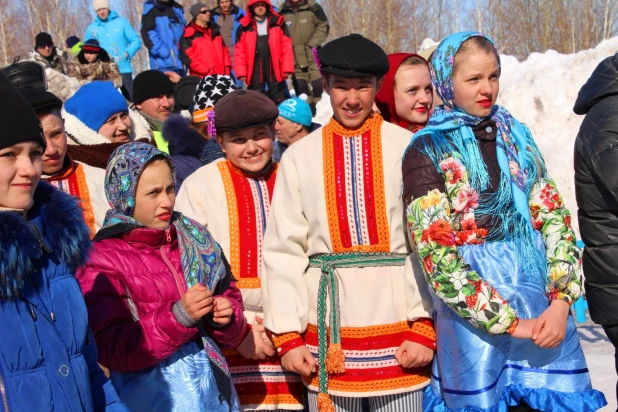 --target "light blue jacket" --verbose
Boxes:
[85,10,142,74]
